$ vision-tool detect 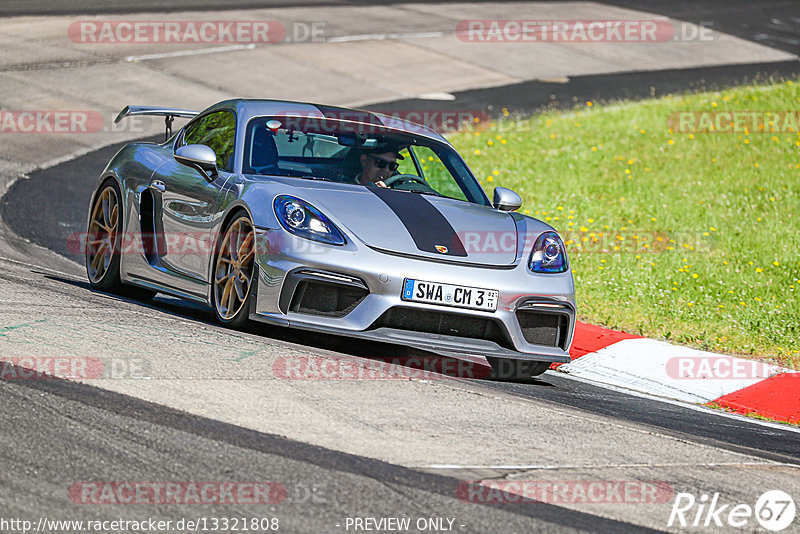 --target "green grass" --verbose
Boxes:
[449,79,800,369]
